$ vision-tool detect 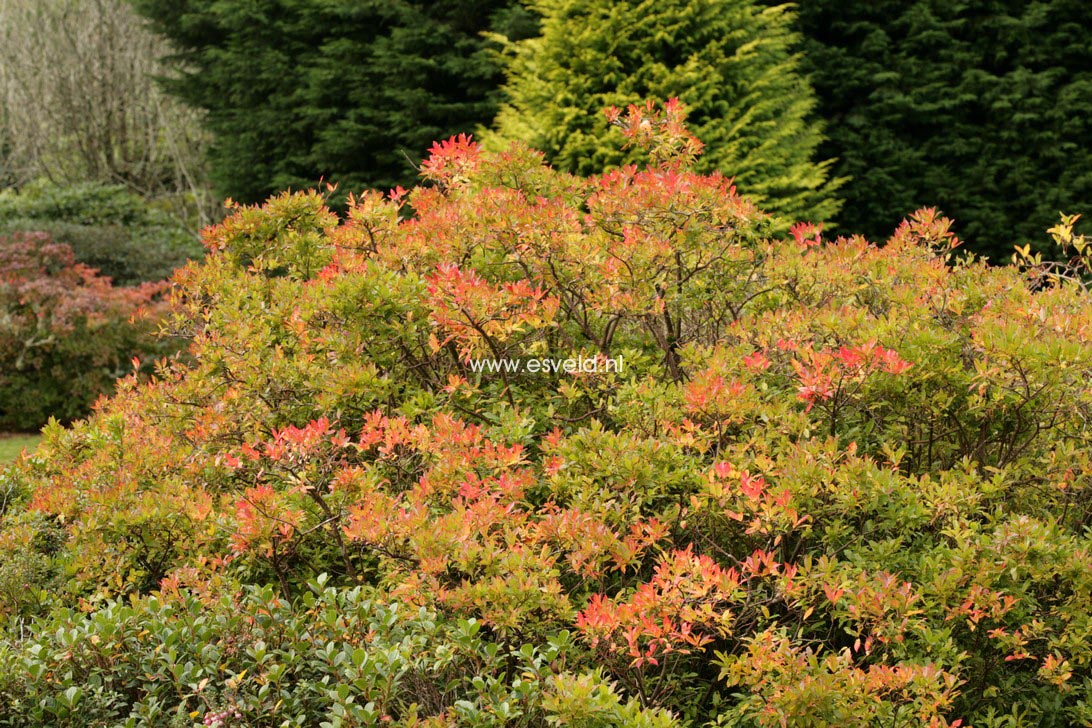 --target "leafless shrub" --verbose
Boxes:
[0,0,216,227]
